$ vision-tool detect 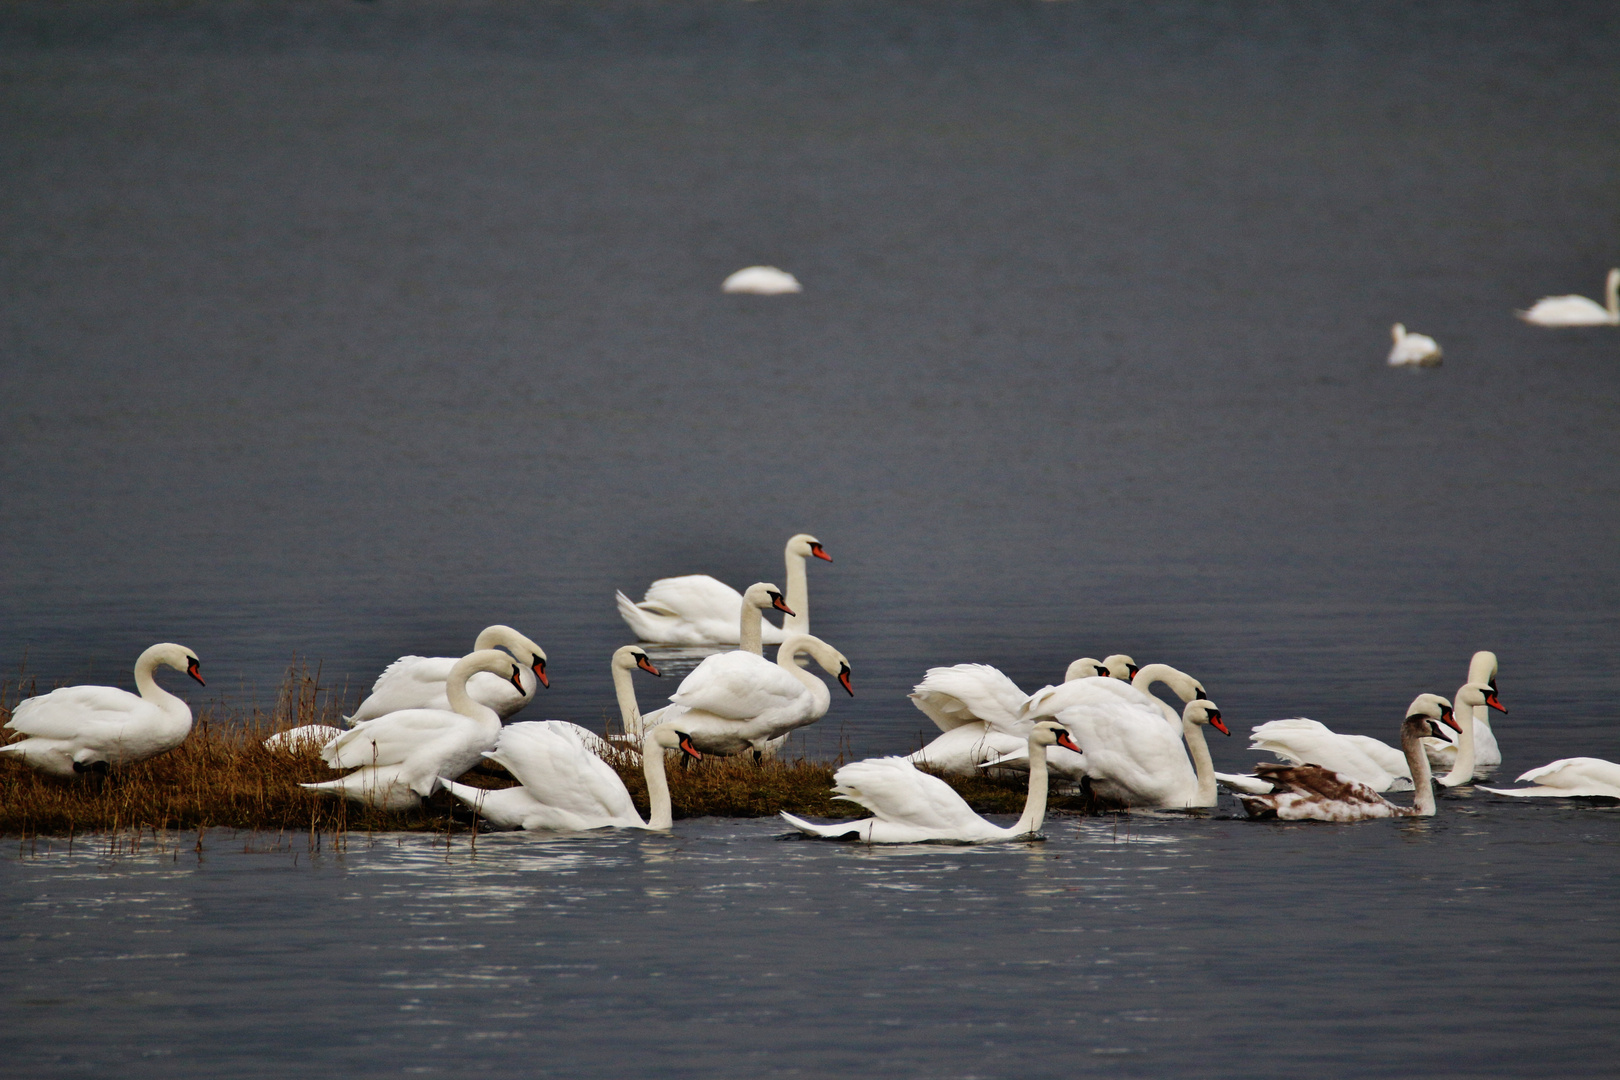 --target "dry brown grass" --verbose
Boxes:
[0,665,1096,837]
